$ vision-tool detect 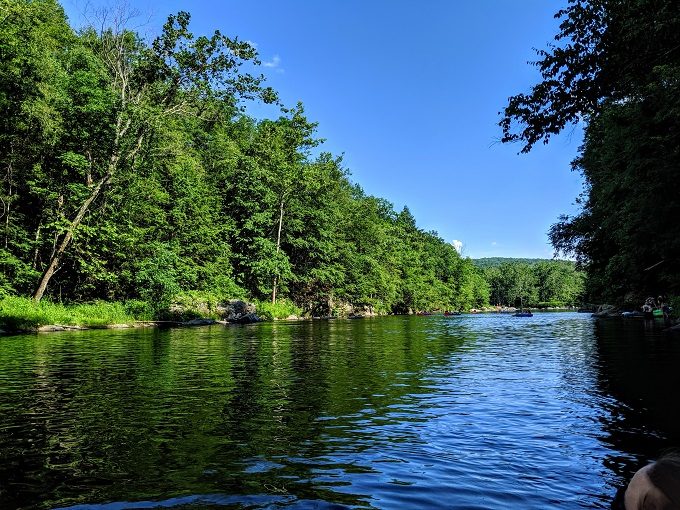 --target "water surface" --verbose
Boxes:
[1,313,678,509]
